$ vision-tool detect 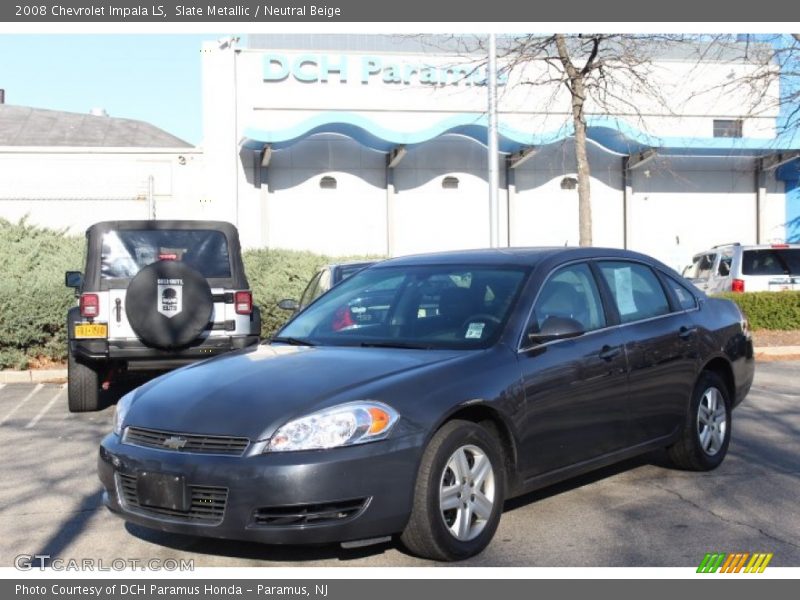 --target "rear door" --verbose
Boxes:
[740,247,800,291]
[518,262,629,477]
[596,260,697,445]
